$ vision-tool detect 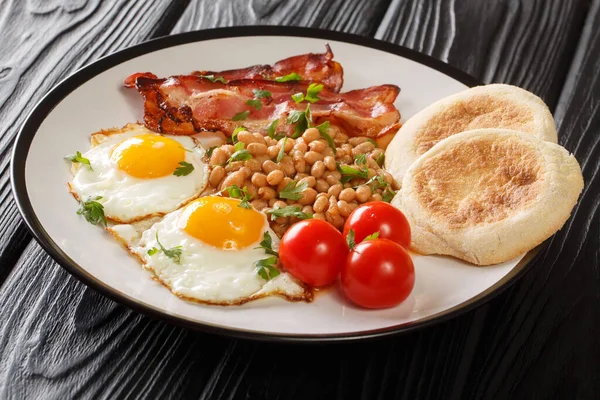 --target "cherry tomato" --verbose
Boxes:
[279,219,348,287]
[343,201,411,249]
[342,238,415,308]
